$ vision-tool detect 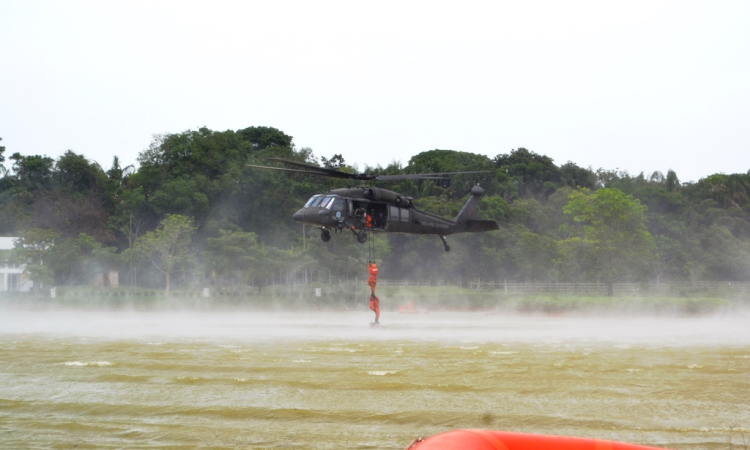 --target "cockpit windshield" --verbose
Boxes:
[304,195,322,208]
[305,195,339,209]
[319,196,334,208]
